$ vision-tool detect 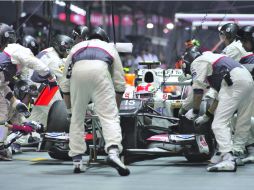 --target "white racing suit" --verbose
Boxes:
[0,85,12,145]
[0,43,50,150]
[29,47,64,127]
[0,96,27,159]
[190,52,254,154]
[222,40,248,62]
[234,53,254,154]
[60,39,126,157]
[222,40,254,153]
